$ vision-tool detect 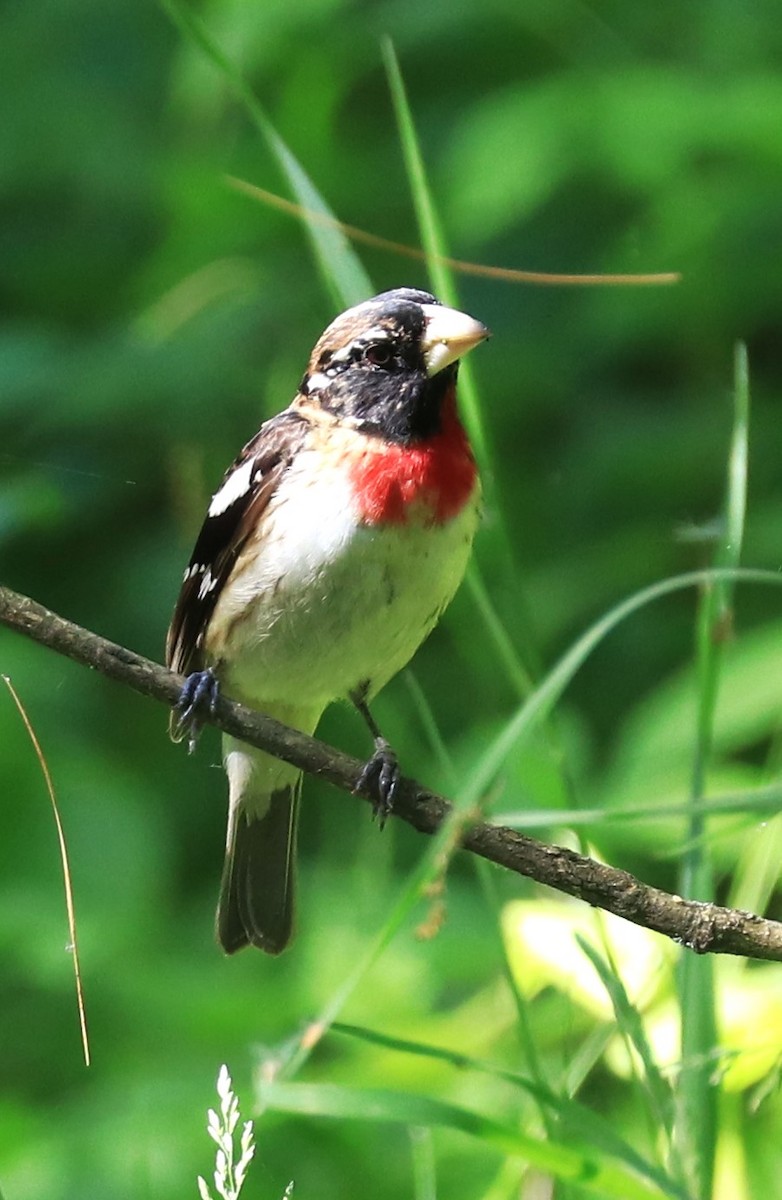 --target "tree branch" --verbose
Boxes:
[2,581,781,961]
